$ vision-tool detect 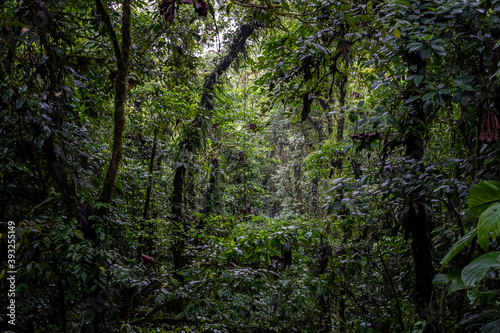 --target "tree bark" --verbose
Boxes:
[143,135,158,220]
[203,155,220,215]
[336,73,348,142]
[98,0,132,203]
[403,51,436,331]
